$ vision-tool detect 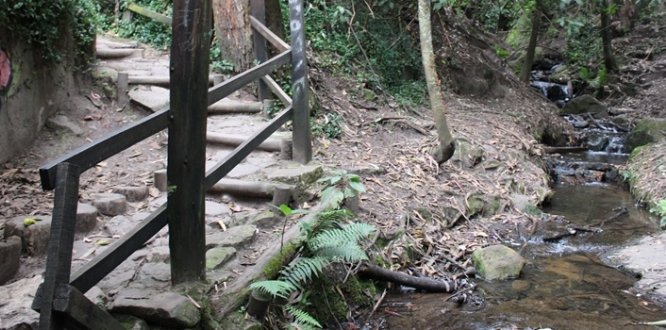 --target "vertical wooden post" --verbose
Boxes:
[168,0,211,284]
[36,162,80,329]
[251,0,270,101]
[287,0,312,163]
[117,72,129,108]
